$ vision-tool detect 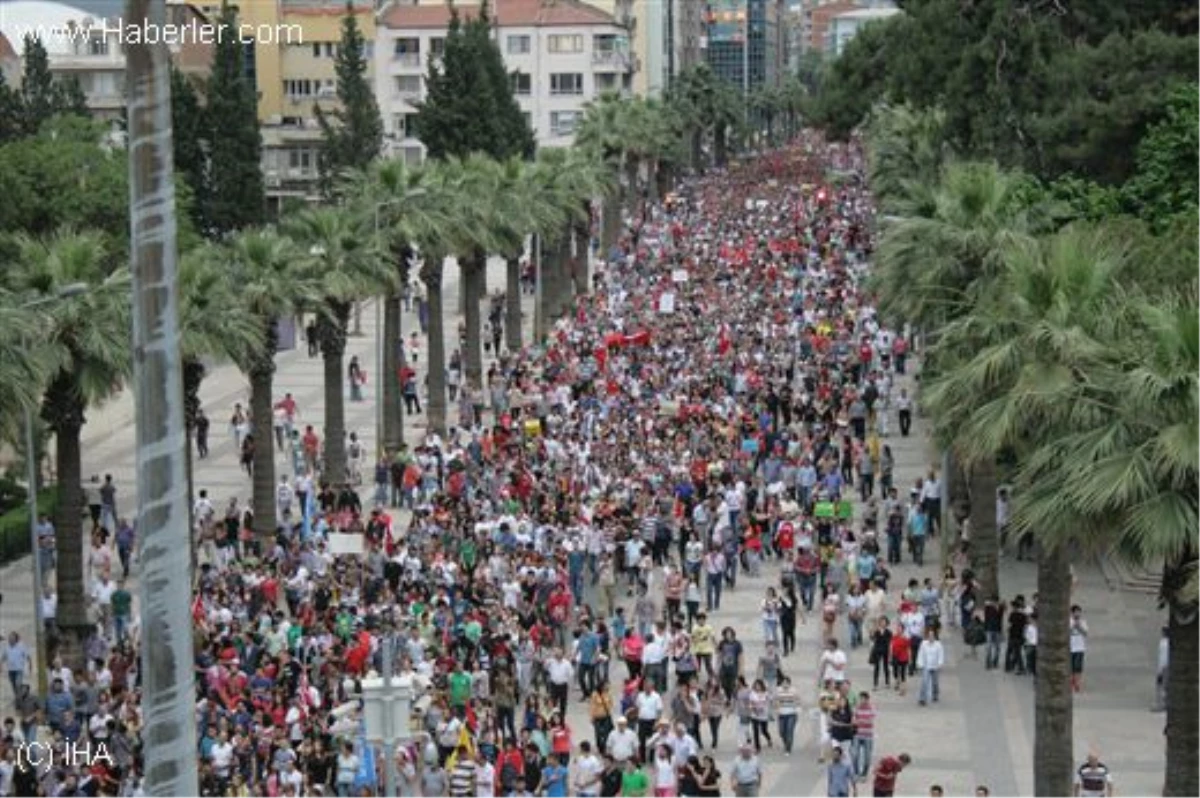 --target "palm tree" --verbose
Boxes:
[924,223,1138,796]
[866,104,953,215]
[576,92,629,252]
[8,231,131,663]
[287,207,394,484]
[0,295,57,439]
[875,161,1036,599]
[225,229,312,546]
[492,157,567,352]
[178,244,264,510]
[1015,285,1199,795]
[355,158,444,454]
